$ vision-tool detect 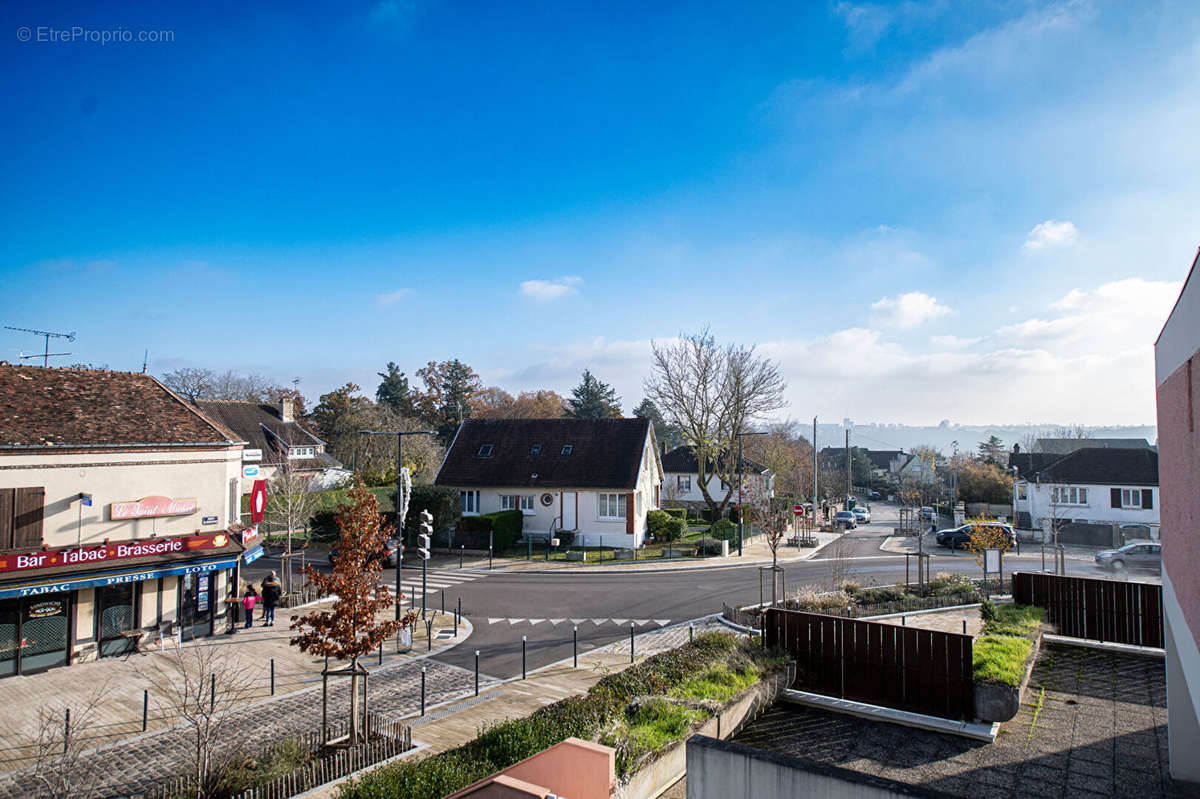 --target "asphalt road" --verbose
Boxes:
[245,503,1150,681]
